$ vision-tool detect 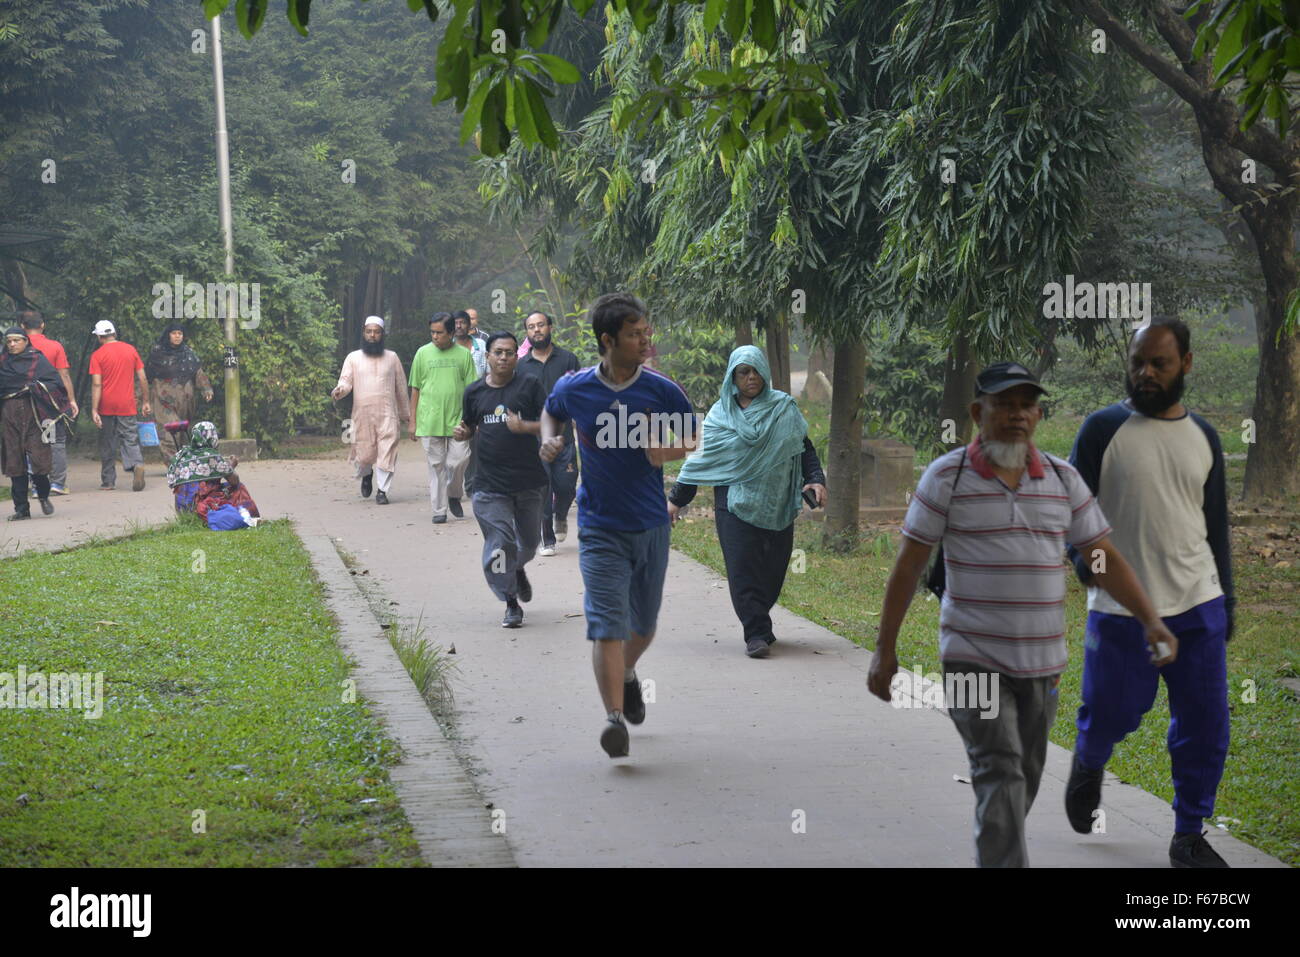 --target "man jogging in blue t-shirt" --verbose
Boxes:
[1065,318,1236,868]
[540,292,697,758]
